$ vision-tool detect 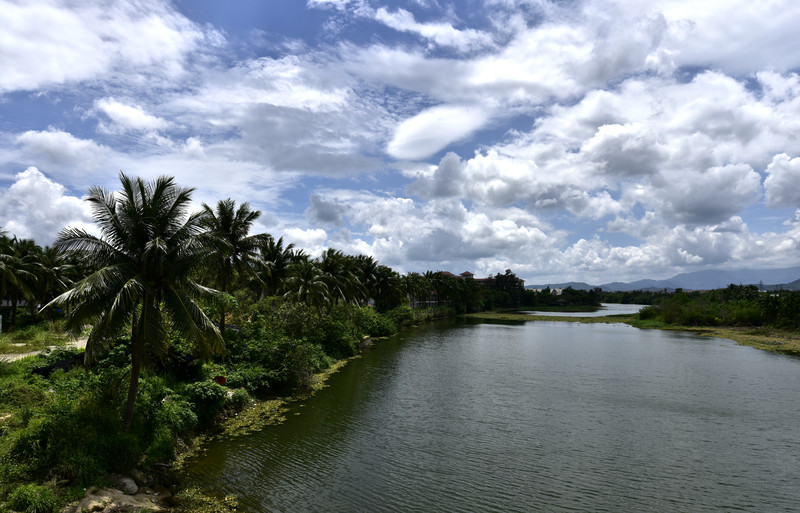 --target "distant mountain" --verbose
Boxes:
[526,281,595,291]
[527,266,800,292]
[763,278,800,291]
